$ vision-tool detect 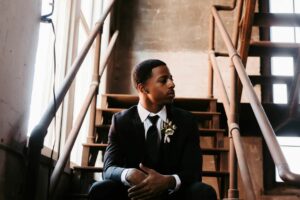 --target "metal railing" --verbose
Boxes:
[208,0,300,199]
[25,0,118,199]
